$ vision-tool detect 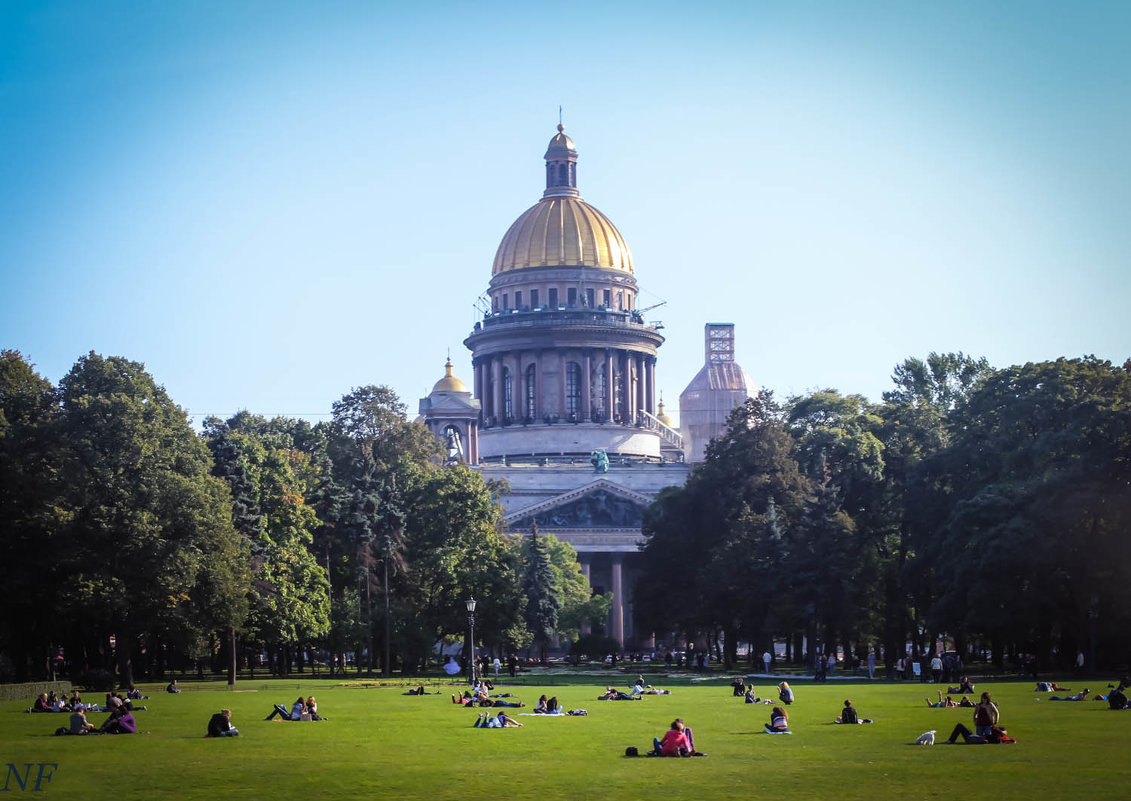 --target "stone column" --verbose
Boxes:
[604,349,615,423]
[646,356,656,417]
[582,350,592,422]
[491,355,503,427]
[611,555,625,646]
[637,354,646,423]
[558,352,567,420]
